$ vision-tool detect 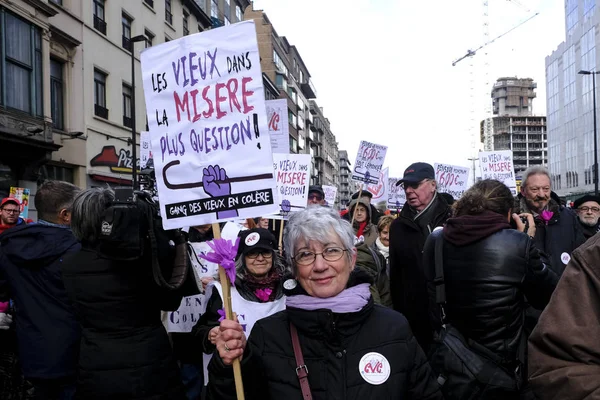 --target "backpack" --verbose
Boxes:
[427,234,525,400]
